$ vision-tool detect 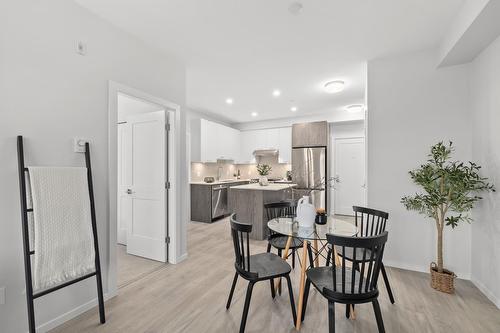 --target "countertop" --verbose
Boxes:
[190,179,251,186]
[230,183,297,191]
